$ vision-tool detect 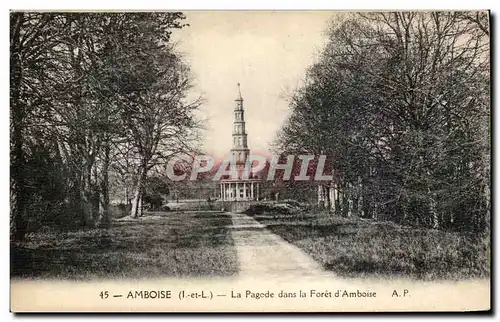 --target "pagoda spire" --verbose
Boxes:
[231,83,249,168]
[236,82,243,101]
[219,82,260,202]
